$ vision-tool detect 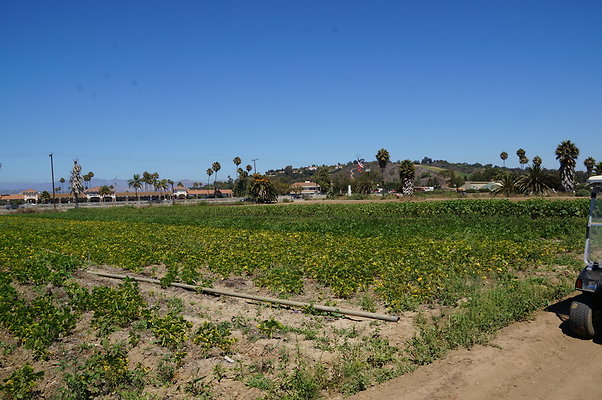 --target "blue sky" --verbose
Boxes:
[1,0,601,184]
